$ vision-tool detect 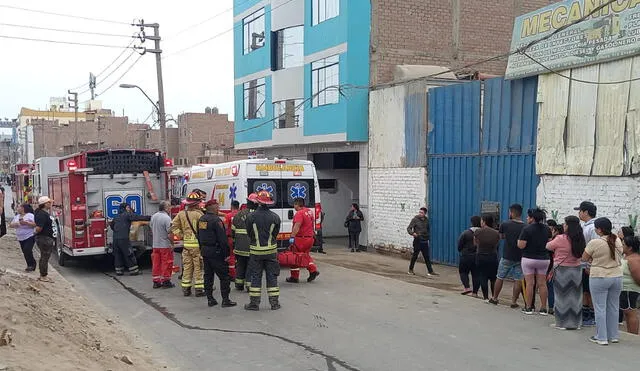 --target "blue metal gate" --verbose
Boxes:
[427,77,539,265]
